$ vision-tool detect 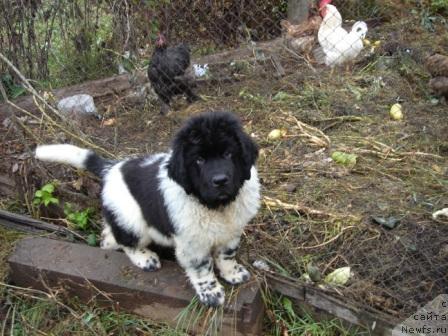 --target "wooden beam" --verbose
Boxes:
[0,209,68,235]
[8,237,264,336]
[265,274,397,335]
